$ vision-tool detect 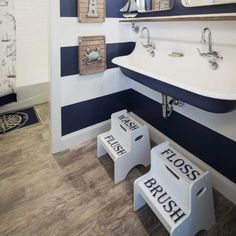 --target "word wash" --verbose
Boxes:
[118,114,140,131]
